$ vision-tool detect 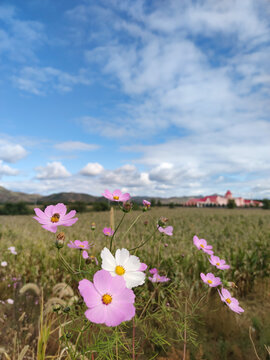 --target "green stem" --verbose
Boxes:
[121,213,144,241]
[128,228,156,252]
[58,250,76,274]
[109,212,126,251]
